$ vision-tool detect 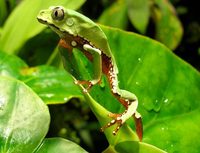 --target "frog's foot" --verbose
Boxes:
[100,113,123,135]
[74,80,93,93]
